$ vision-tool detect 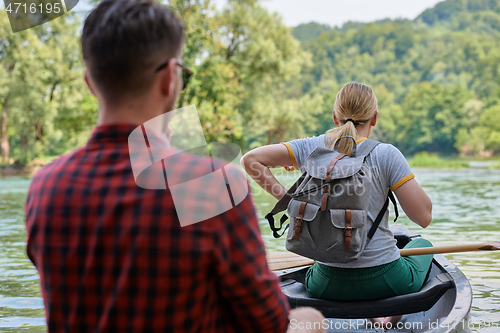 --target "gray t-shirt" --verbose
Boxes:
[282,134,415,268]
